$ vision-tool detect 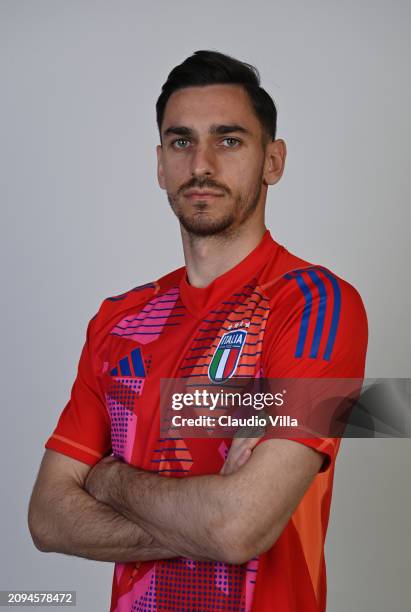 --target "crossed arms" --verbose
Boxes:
[28,436,324,565]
